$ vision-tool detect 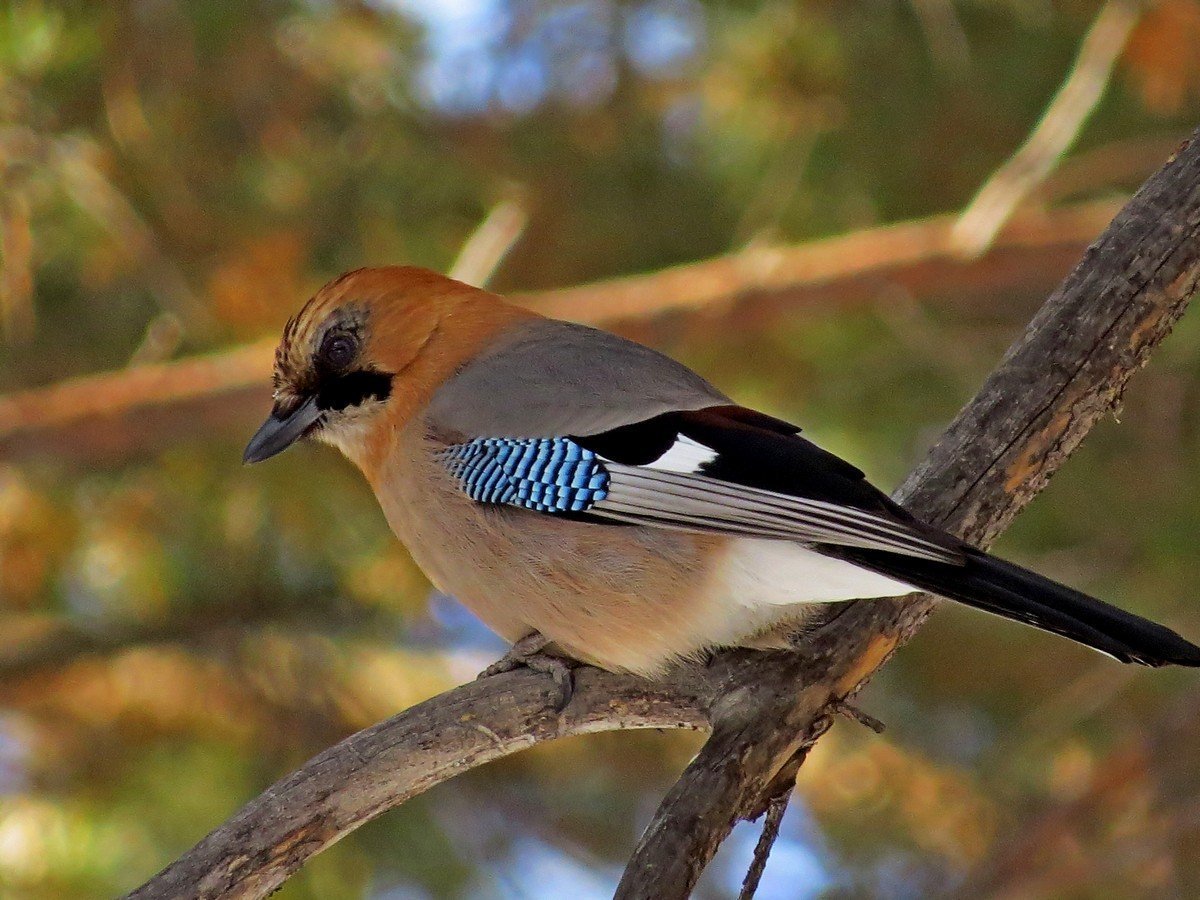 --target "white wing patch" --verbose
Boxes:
[638,435,718,474]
